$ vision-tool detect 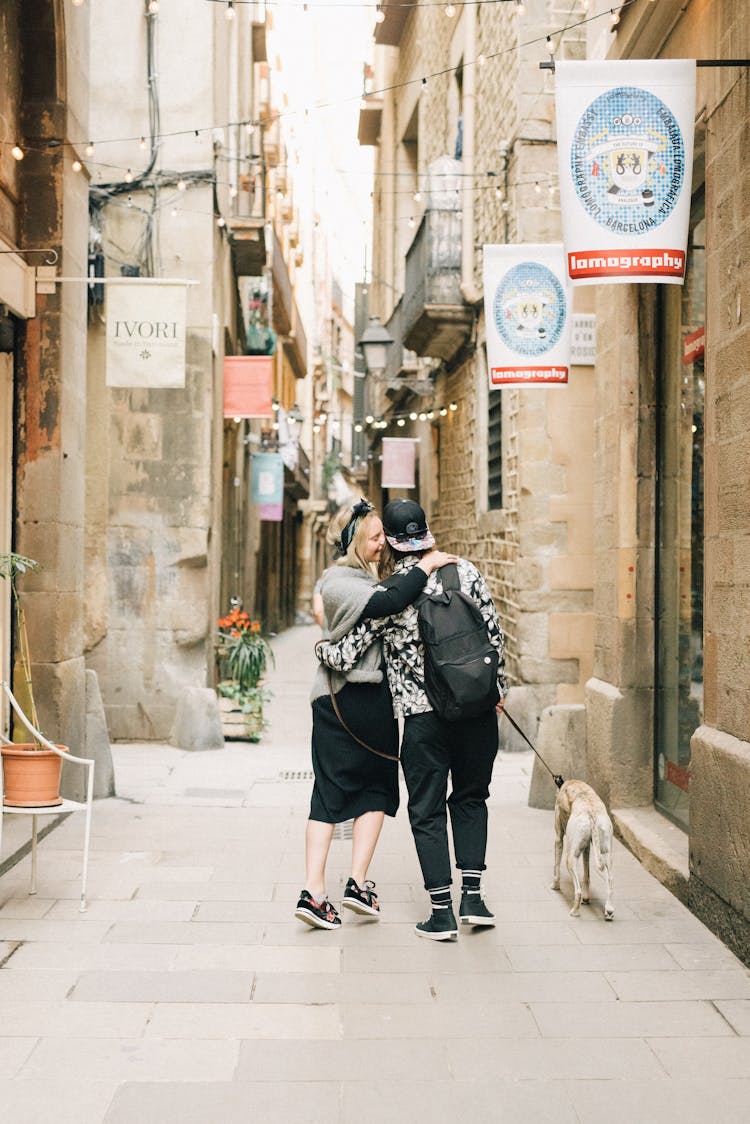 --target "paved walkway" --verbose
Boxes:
[0,625,749,1123]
